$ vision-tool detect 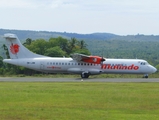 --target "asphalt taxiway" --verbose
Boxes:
[0,77,159,82]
